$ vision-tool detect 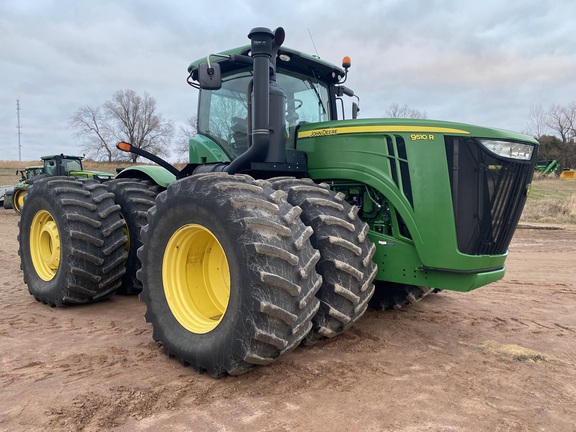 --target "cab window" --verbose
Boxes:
[197,69,331,157]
